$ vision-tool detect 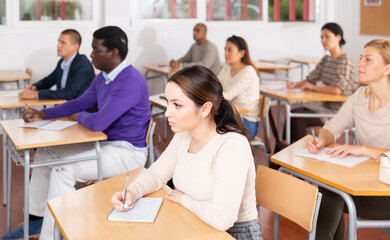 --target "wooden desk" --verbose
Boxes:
[286,56,321,79]
[48,168,234,240]
[143,65,179,86]
[271,136,390,240]
[0,90,66,206]
[0,69,31,88]
[254,61,296,83]
[260,83,348,143]
[1,119,107,240]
